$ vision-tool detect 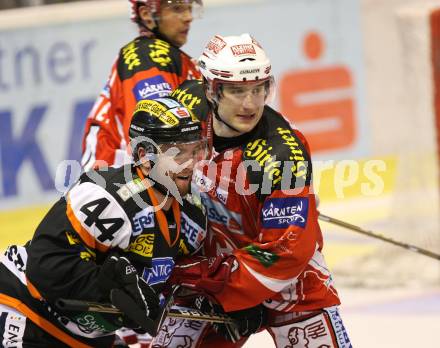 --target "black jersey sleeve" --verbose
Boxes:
[25,198,108,303]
